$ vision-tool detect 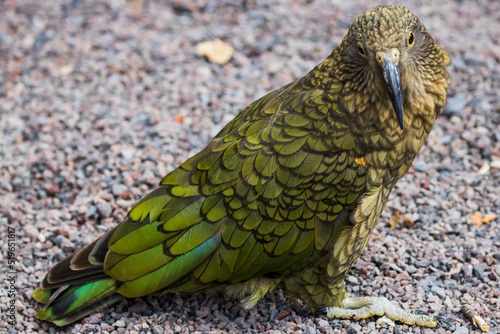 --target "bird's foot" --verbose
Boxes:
[320,297,437,327]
